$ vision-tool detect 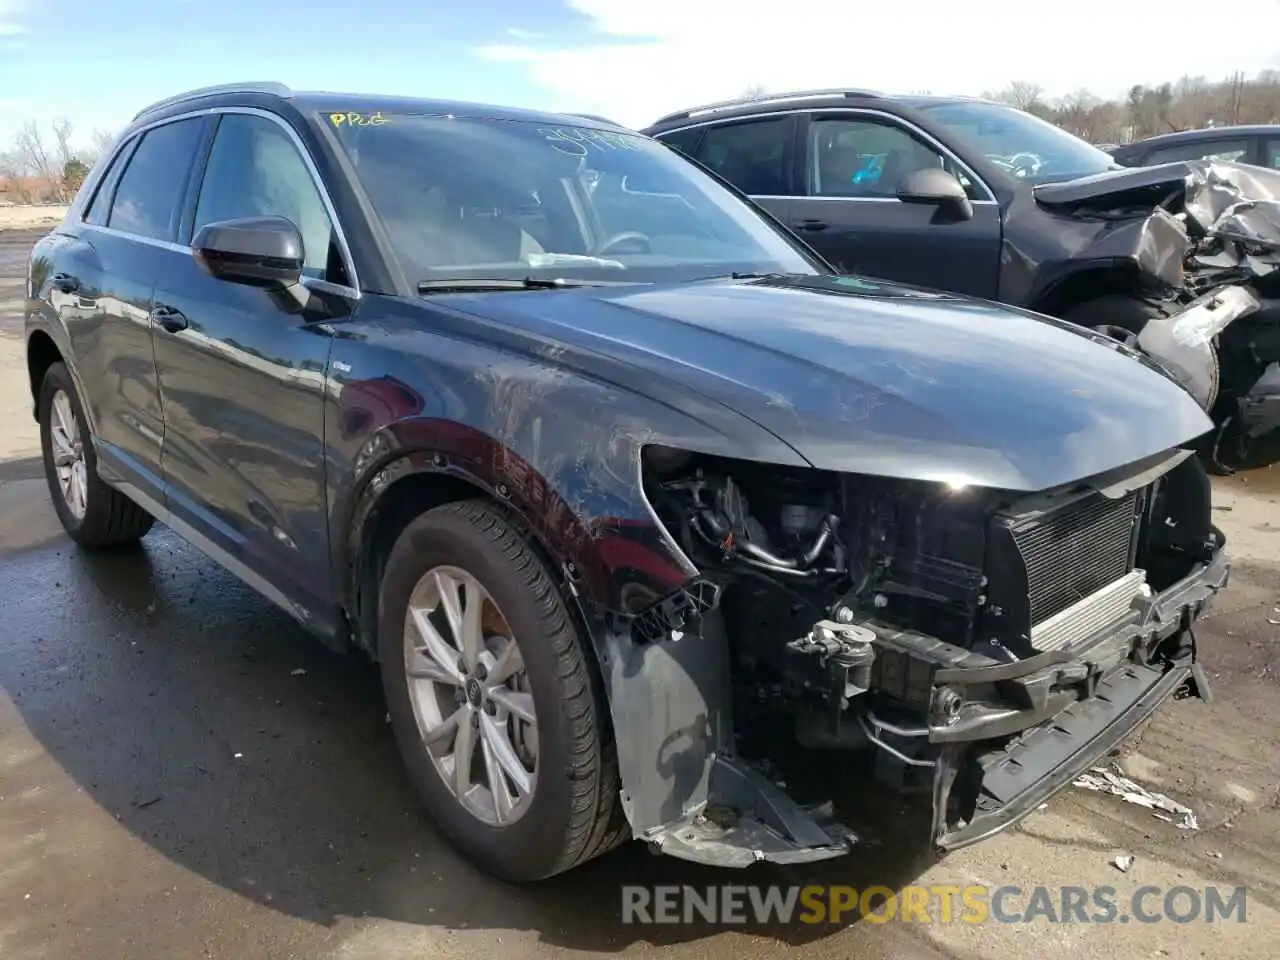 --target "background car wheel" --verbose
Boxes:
[378,499,628,882]
[1061,294,1171,340]
[38,361,154,548]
